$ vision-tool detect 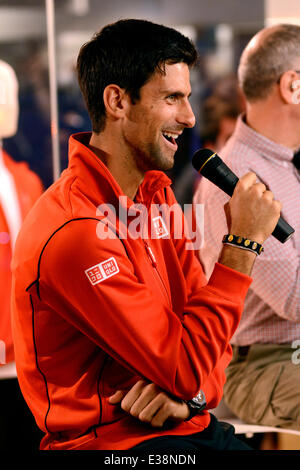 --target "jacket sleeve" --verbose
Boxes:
[162,186,244,407]
[40,216,251,402]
